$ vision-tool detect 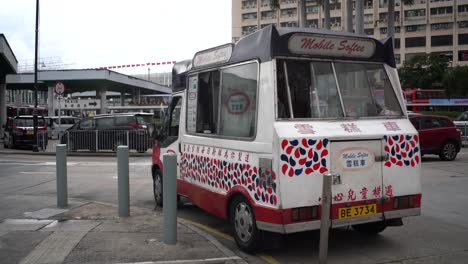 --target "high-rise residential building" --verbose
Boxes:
[232,0,468,66]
